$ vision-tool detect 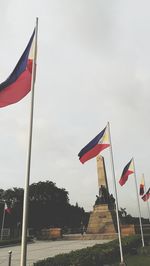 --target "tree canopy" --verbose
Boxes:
[0,180,86,232]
